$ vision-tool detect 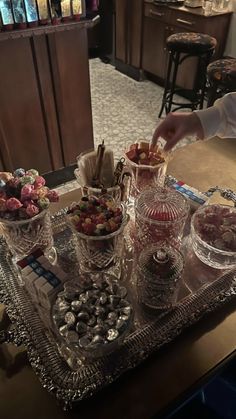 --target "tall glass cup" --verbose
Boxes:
[125,157,168,196]
[67,203,129,278]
